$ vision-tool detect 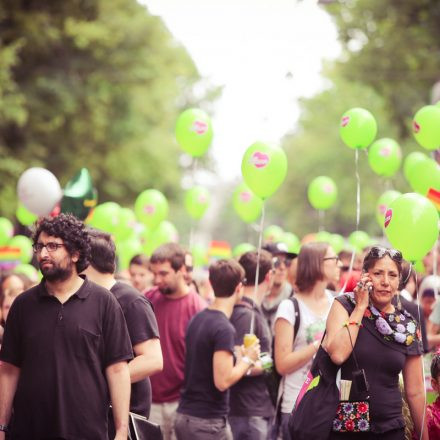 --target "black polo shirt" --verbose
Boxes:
[110,281,160,418]
[0,277,133,440]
